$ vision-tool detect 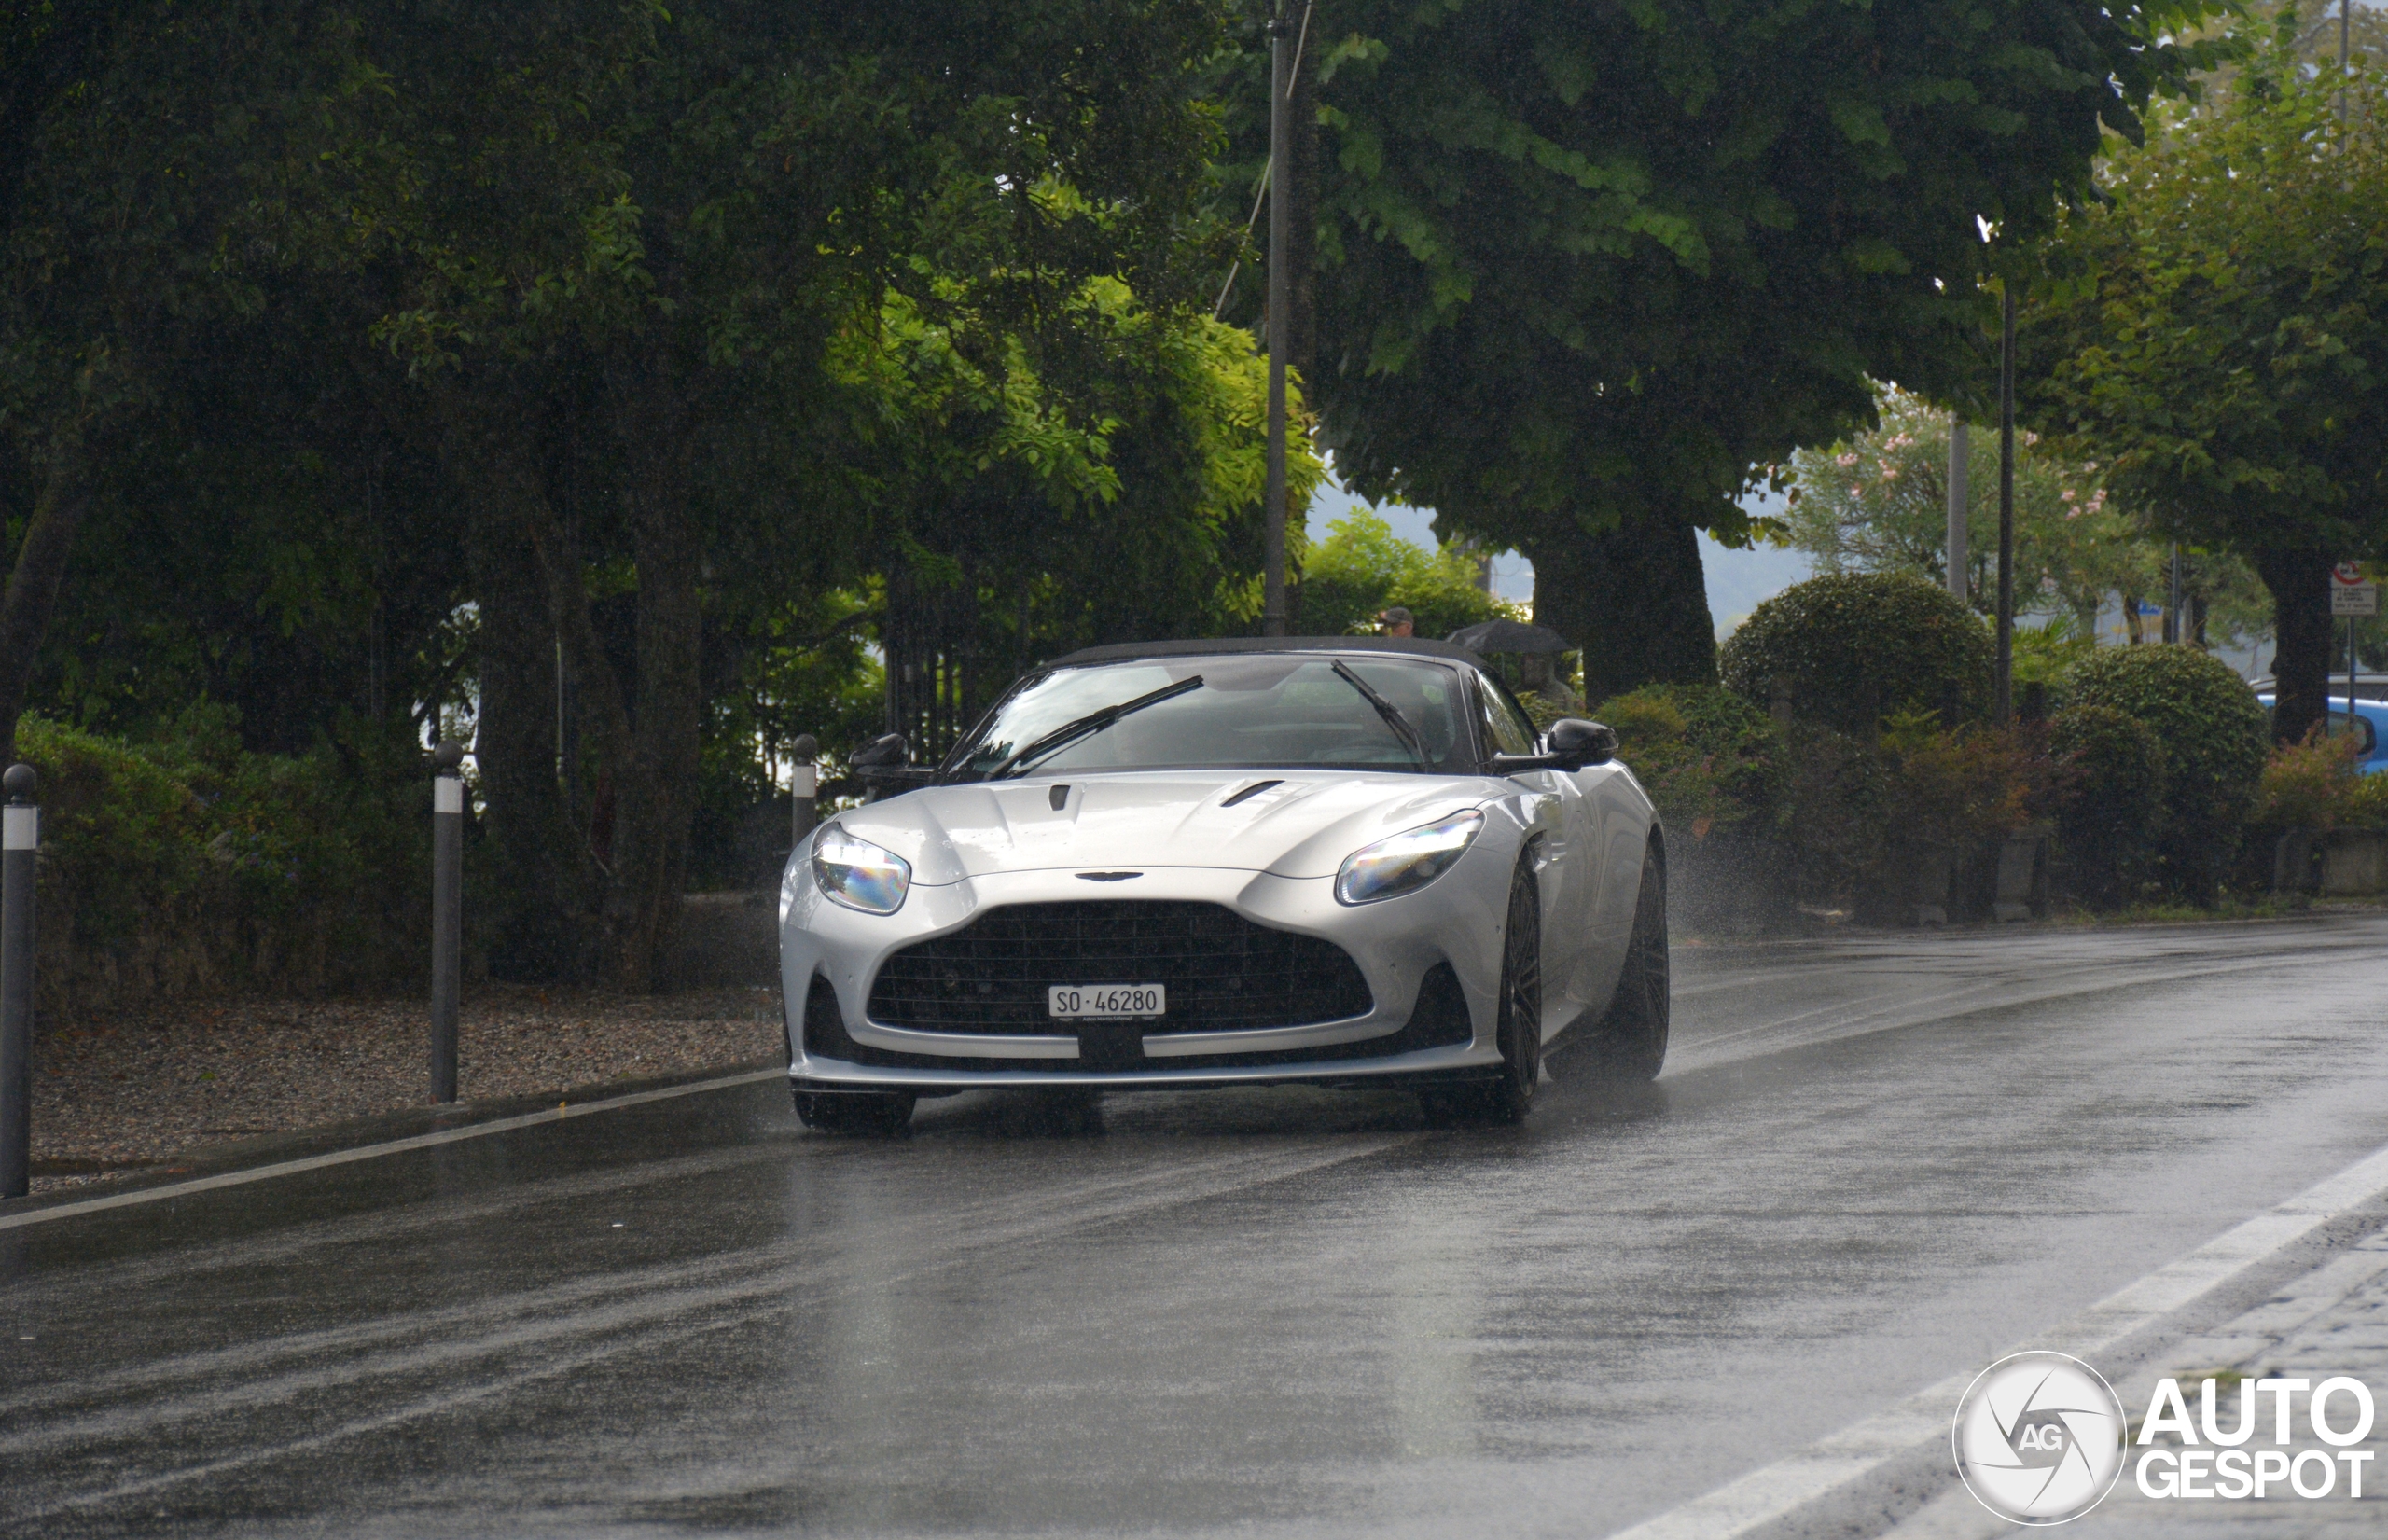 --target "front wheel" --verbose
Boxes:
[1588,847,1669,1081]
[1421,861,1542,1127]
[793,1089,916,1135]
